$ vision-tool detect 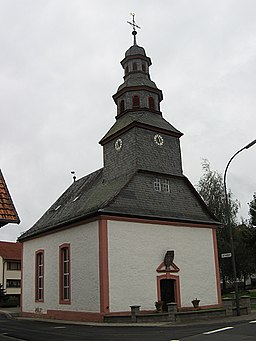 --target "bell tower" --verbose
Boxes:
[100,15,183,180]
